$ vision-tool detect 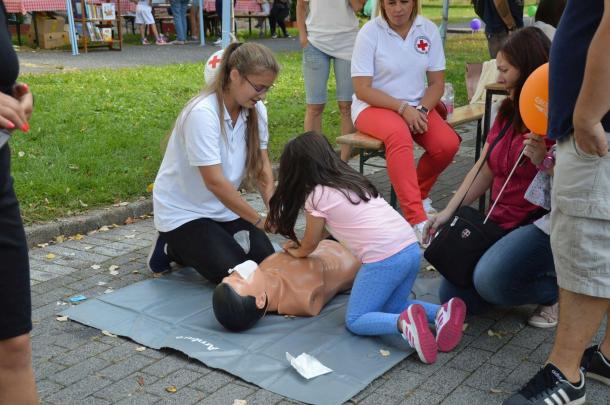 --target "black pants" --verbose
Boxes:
[162,217,275,284]
[269,5,289,36]
[0,143,32,340]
